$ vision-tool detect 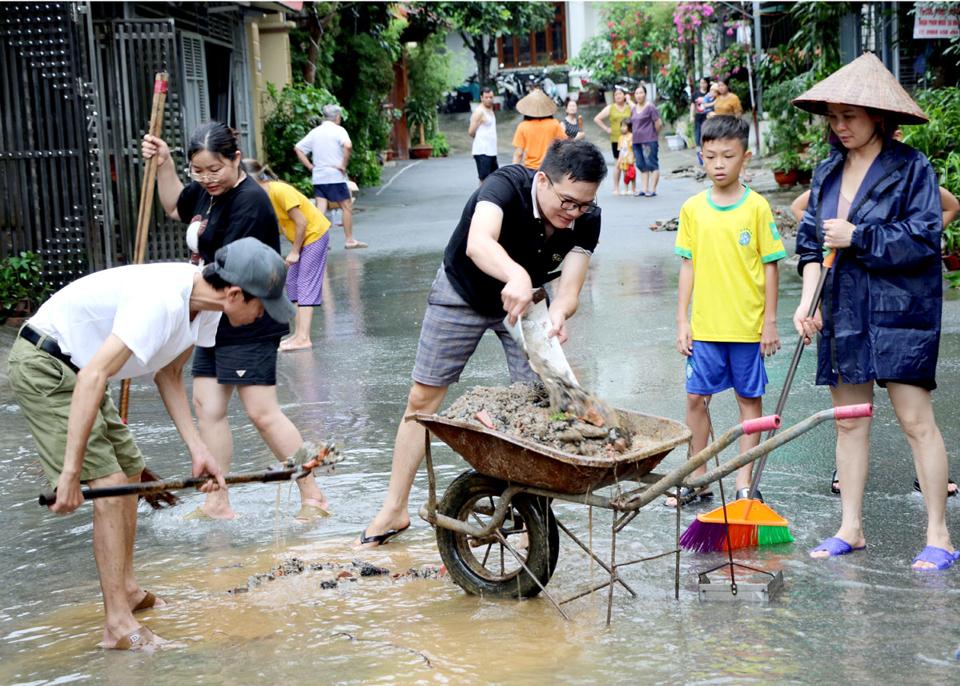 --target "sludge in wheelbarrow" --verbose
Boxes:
[418,384,691,495]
